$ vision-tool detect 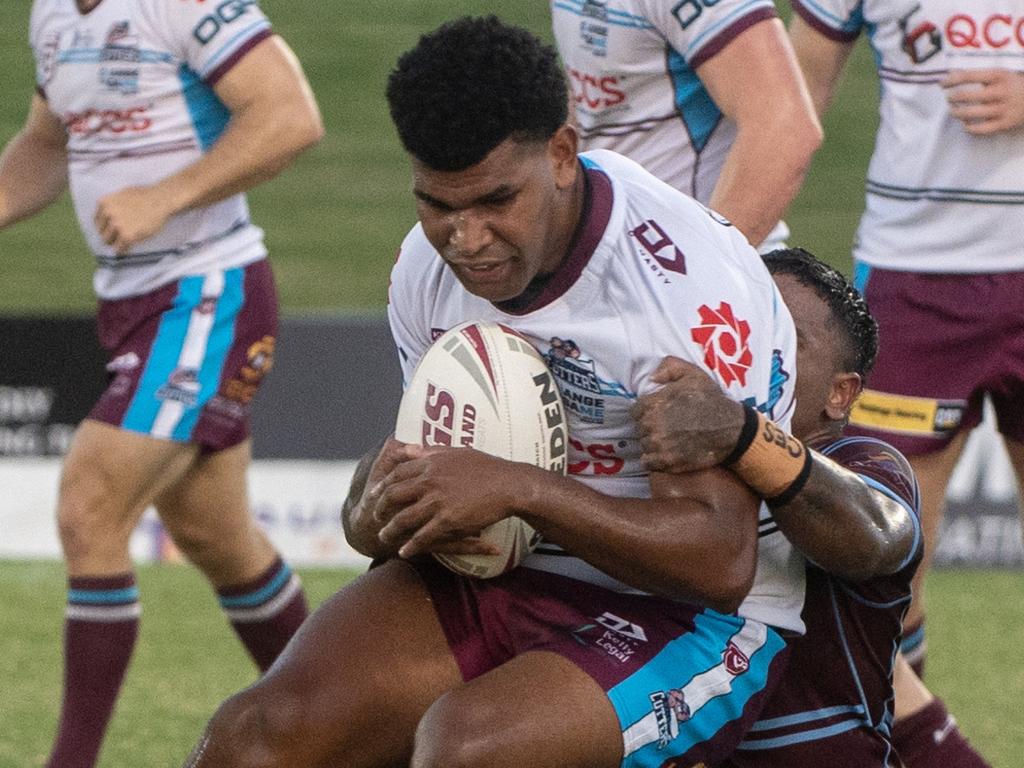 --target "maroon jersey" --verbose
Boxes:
[722,436,922,768]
